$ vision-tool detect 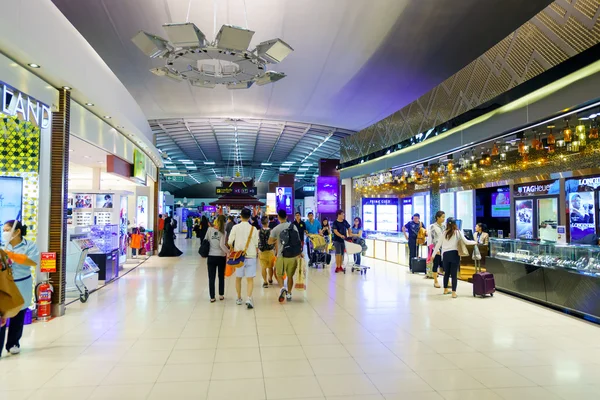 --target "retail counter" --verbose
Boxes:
[364,234,427,267]
[486,238,600,323]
